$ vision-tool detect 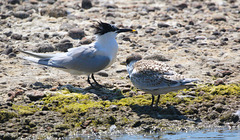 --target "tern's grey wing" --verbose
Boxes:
[49,45,110,73]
